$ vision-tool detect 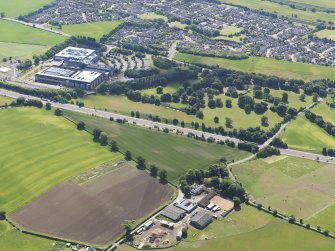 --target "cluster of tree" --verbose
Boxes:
[15,97,43,108]
[305,110,335,137]
[120,42,167,56]
[0,81,84,102]
[237,142,259,153]
[149,164,167,184]
[189,24,220,37]
[271,137,288,148]
[322,148,335,157]
[17,59,32,70]
[179,162,245,201]
[97,69,197,95]
[112,48,133,56]
[177,46,248,60]
[256,146,280,158]
[18,1,57,20]
[124,68,160,78]
[238,95,268,115]
[152,56,177,69]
